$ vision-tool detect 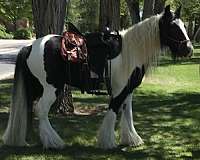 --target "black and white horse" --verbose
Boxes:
[3,5,193,149]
